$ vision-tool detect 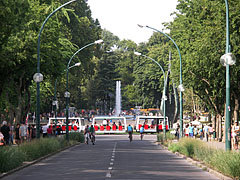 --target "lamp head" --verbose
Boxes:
[178,84,185,92]
[220,53,236,66]
[134,51,142,56]
[137,24,145,28]
[94,39,104,44]
[75,62,81,67]
[33,73,43,83]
